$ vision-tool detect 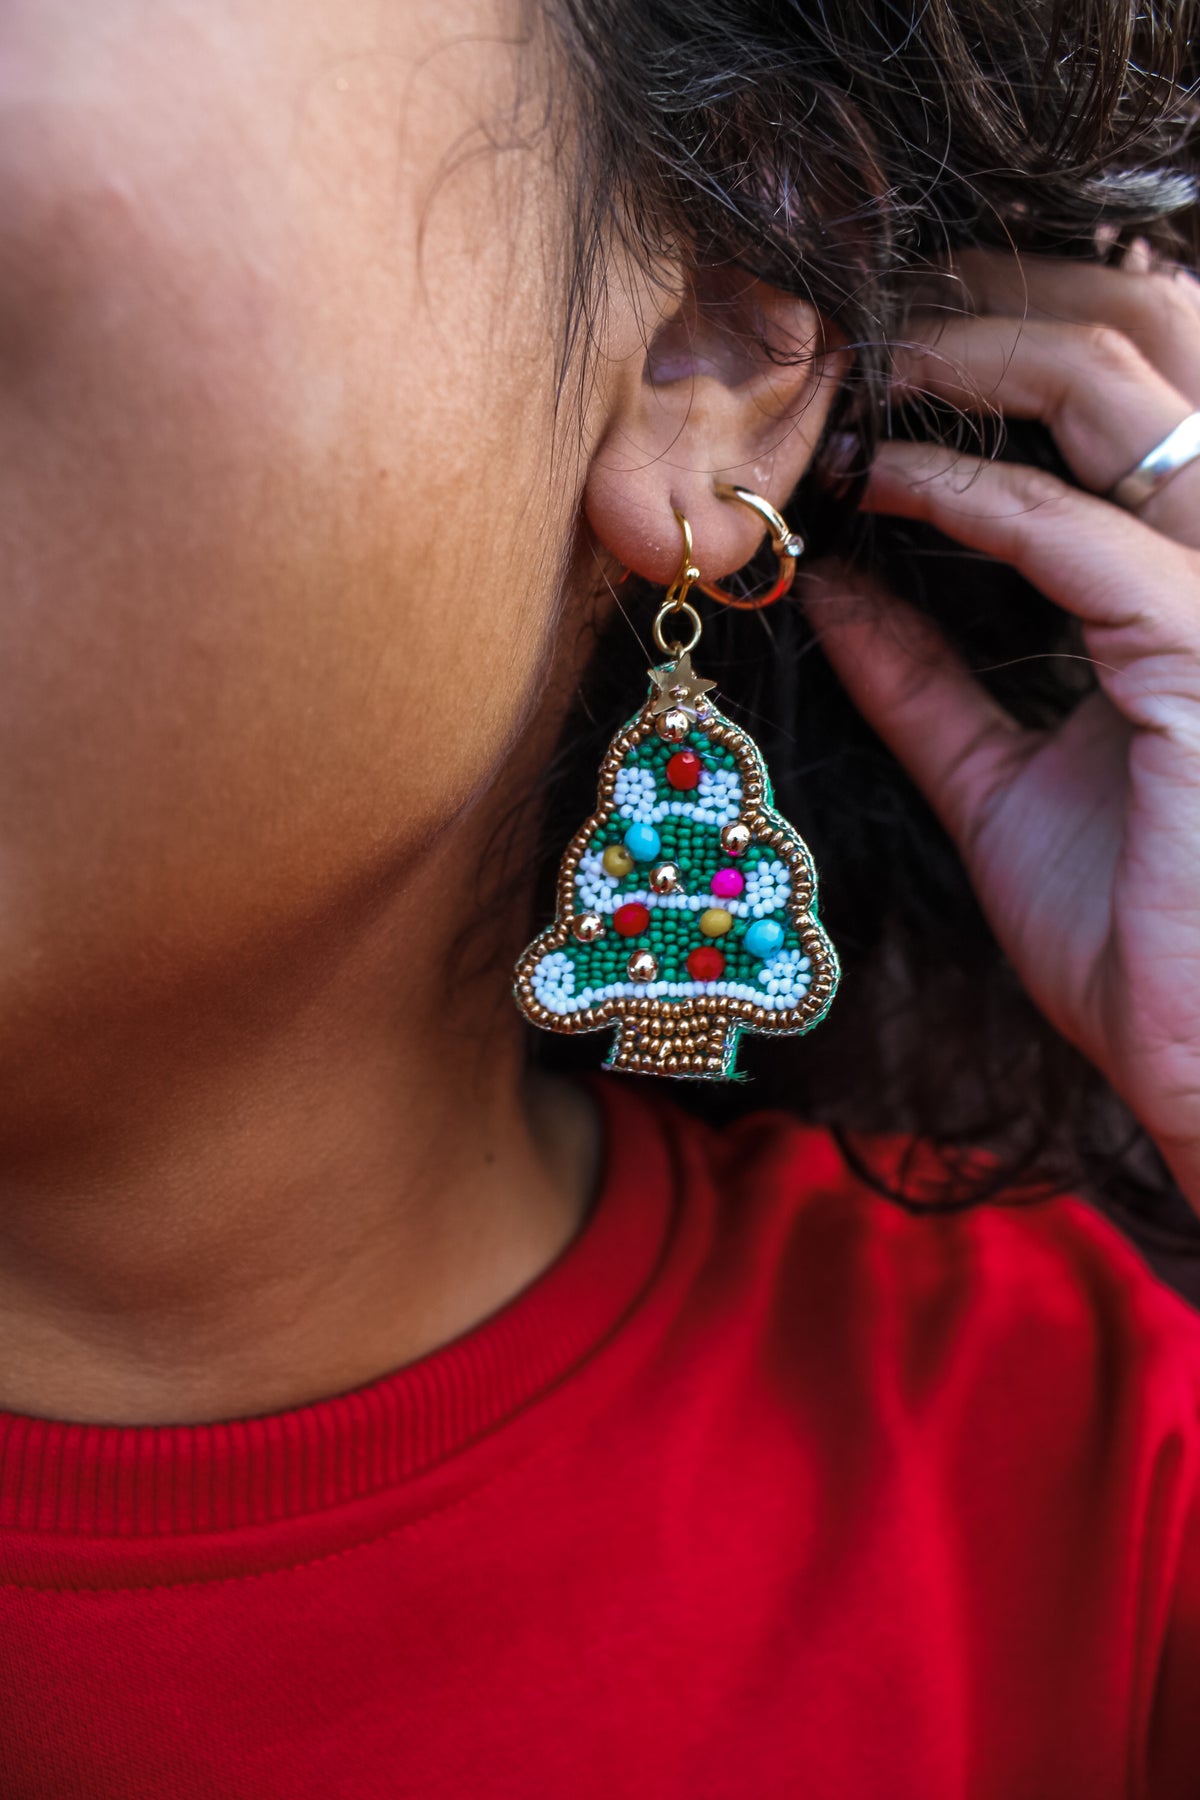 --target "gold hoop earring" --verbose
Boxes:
[696,484,804,611]
[514,494,838,1081]
[651,509,704,658]
[650,484,802,653]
